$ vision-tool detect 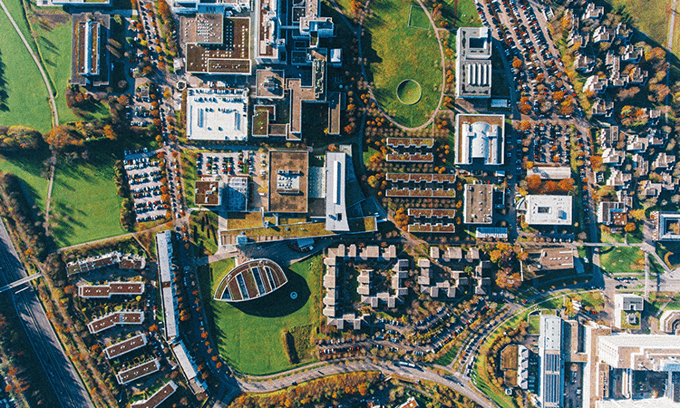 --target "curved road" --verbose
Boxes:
[235,358,497,408]
[356,0,447,131]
